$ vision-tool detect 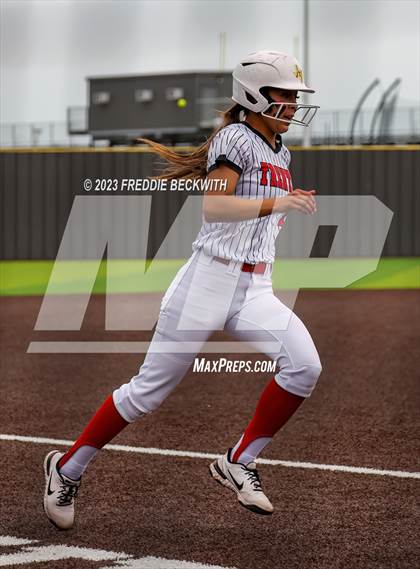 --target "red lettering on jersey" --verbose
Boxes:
[260,162,293,192]
[267,163,280,186]
[260,162,270,186]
